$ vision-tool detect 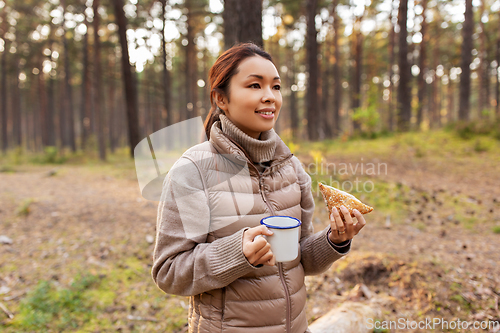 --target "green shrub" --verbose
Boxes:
[493,226,500,234]
[31,146,67,164]
[473,139,491,152]
[352,106,381,139]
[13,274,99,331]
[12,146,24,164]
[452,120,500,140]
